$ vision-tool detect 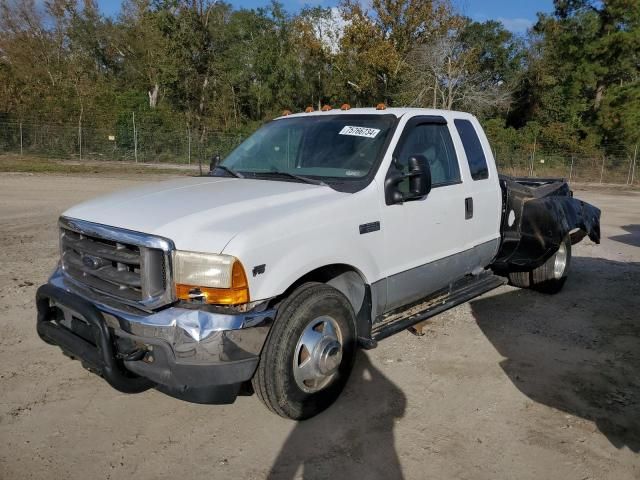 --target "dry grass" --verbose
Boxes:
[0,154,200,176]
